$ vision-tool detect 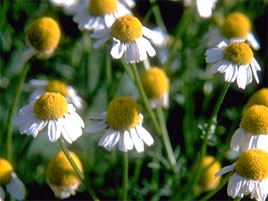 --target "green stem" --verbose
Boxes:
[122,152,128,201]
[58,137,100,201]
[132,157,143,185]
[5,64,30,161]
[156,107,177,173]
[105,54,112,103]
[234,197,241,201]
[131,64,161,134]
[121,59,134,81]
[149,0,167,32]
